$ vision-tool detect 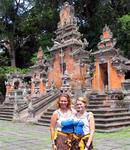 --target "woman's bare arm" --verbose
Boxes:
[50,112,58,141]
[86,112,95,148]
